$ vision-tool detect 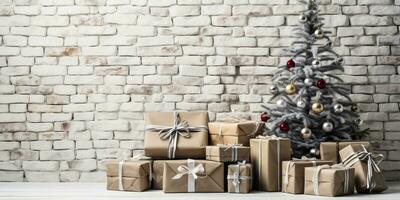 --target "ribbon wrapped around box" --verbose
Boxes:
[320,141,370,164]
[339,144,387,193]
[209,120,264,146]
[281,159,332,194]
[163,159,224,193]
[106,160,152,192]
[250,135,291,192]
[206,144,250,162]
[227,161,252,193]
[304,164,355,197]
[144,112,209,159]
